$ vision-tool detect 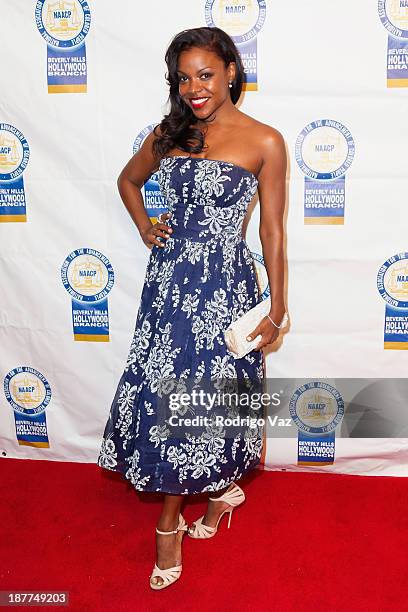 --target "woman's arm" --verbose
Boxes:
[117,130,172,249]
[247,127,287,350]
